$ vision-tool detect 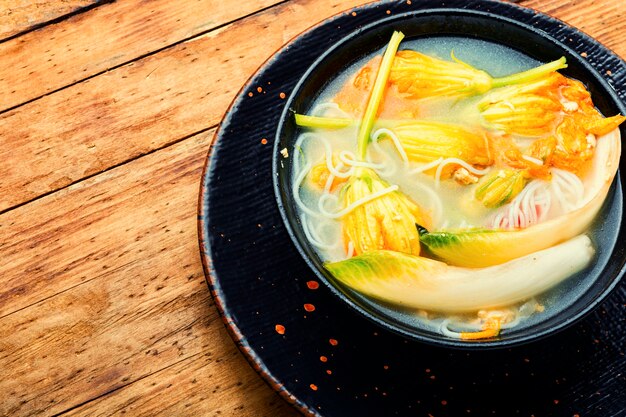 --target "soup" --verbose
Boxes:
[289,32,624,340]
